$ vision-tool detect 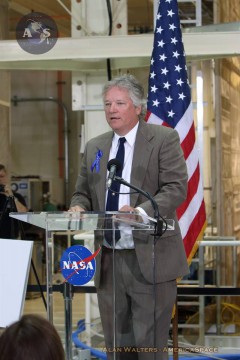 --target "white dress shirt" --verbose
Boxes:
[104,123,139,249]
